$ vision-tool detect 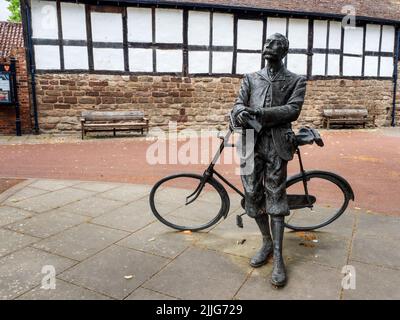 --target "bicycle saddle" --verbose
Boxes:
[295,127,324,147]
